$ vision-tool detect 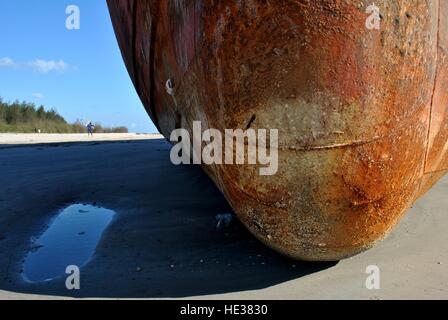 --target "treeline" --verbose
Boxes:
[0,98,128,134]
